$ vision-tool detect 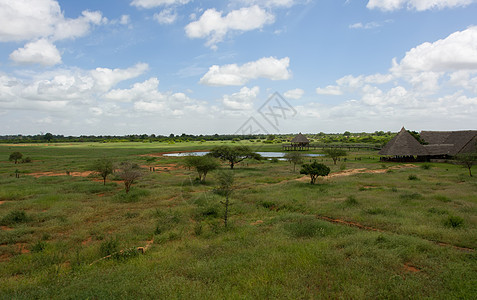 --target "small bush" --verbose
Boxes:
[344,195,359,206]
[340,163,346,171]
[100,238,119,257]
[31,241,47,253]
[434,195,451,202]
[421,164,431,170]
[408,174,419,180]
[111,247,139,261]
[285,218,325,238]
[22,157,32,163]
[444,216,464,228]
[399,192,423,200]
[1,210,30,225]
